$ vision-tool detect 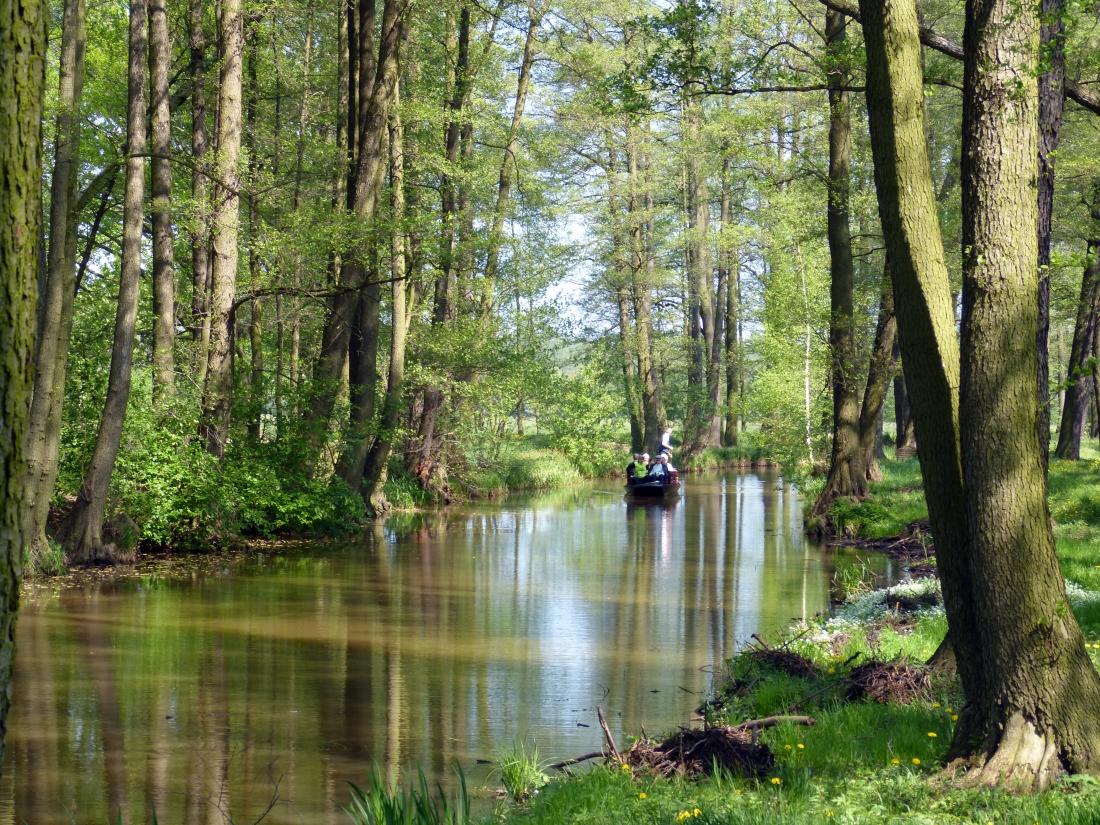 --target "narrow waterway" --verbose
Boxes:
[0,471,895,825]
